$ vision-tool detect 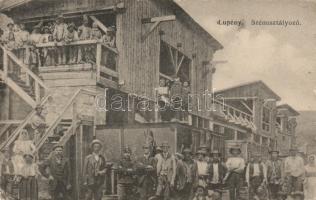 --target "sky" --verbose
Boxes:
[176,0,316,111]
